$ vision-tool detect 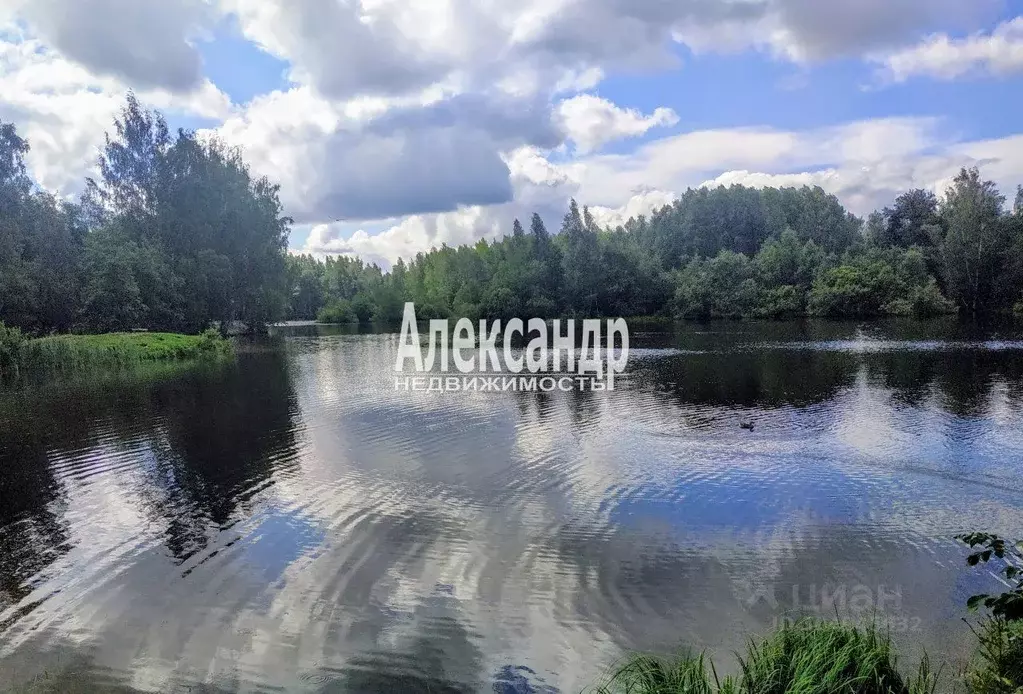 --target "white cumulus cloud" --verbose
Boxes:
[0,27,232,194]
[878,16,1023,83]
[556,94,678,153]
[2,0,1023,270]
[297,116,1023,267]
